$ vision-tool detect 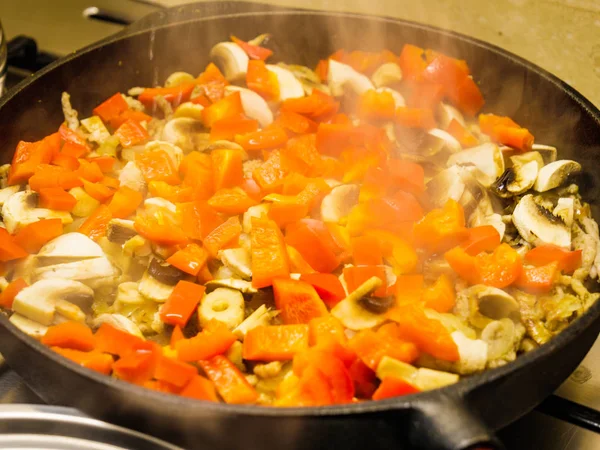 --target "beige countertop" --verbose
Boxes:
[0,0,599,107]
